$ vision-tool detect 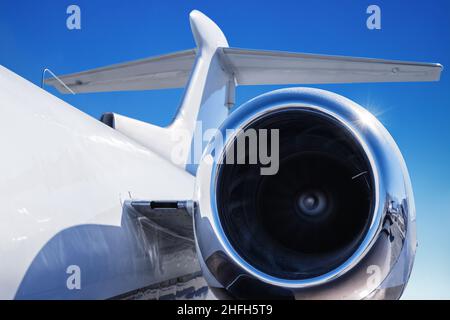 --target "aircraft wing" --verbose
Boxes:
[221,48,443,85]
[45,49,197,93]
[46,47,442,94]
